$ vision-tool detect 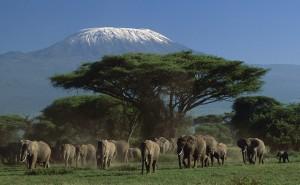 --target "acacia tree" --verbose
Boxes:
[41,95,139,143]
[51,52,267,138]
[232,96,300,150]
